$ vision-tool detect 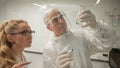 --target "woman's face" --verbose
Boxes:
[10,23,33,49]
